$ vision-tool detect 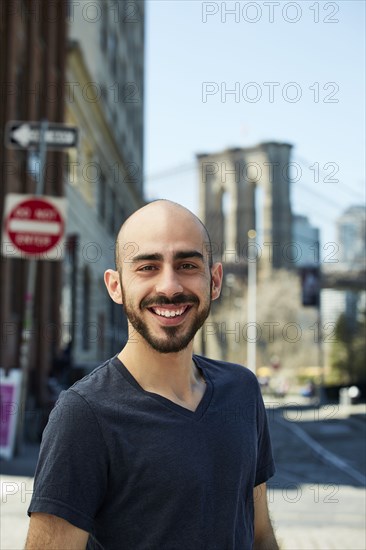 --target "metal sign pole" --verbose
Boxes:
[317,258,325,405]
[16,119,48,453]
